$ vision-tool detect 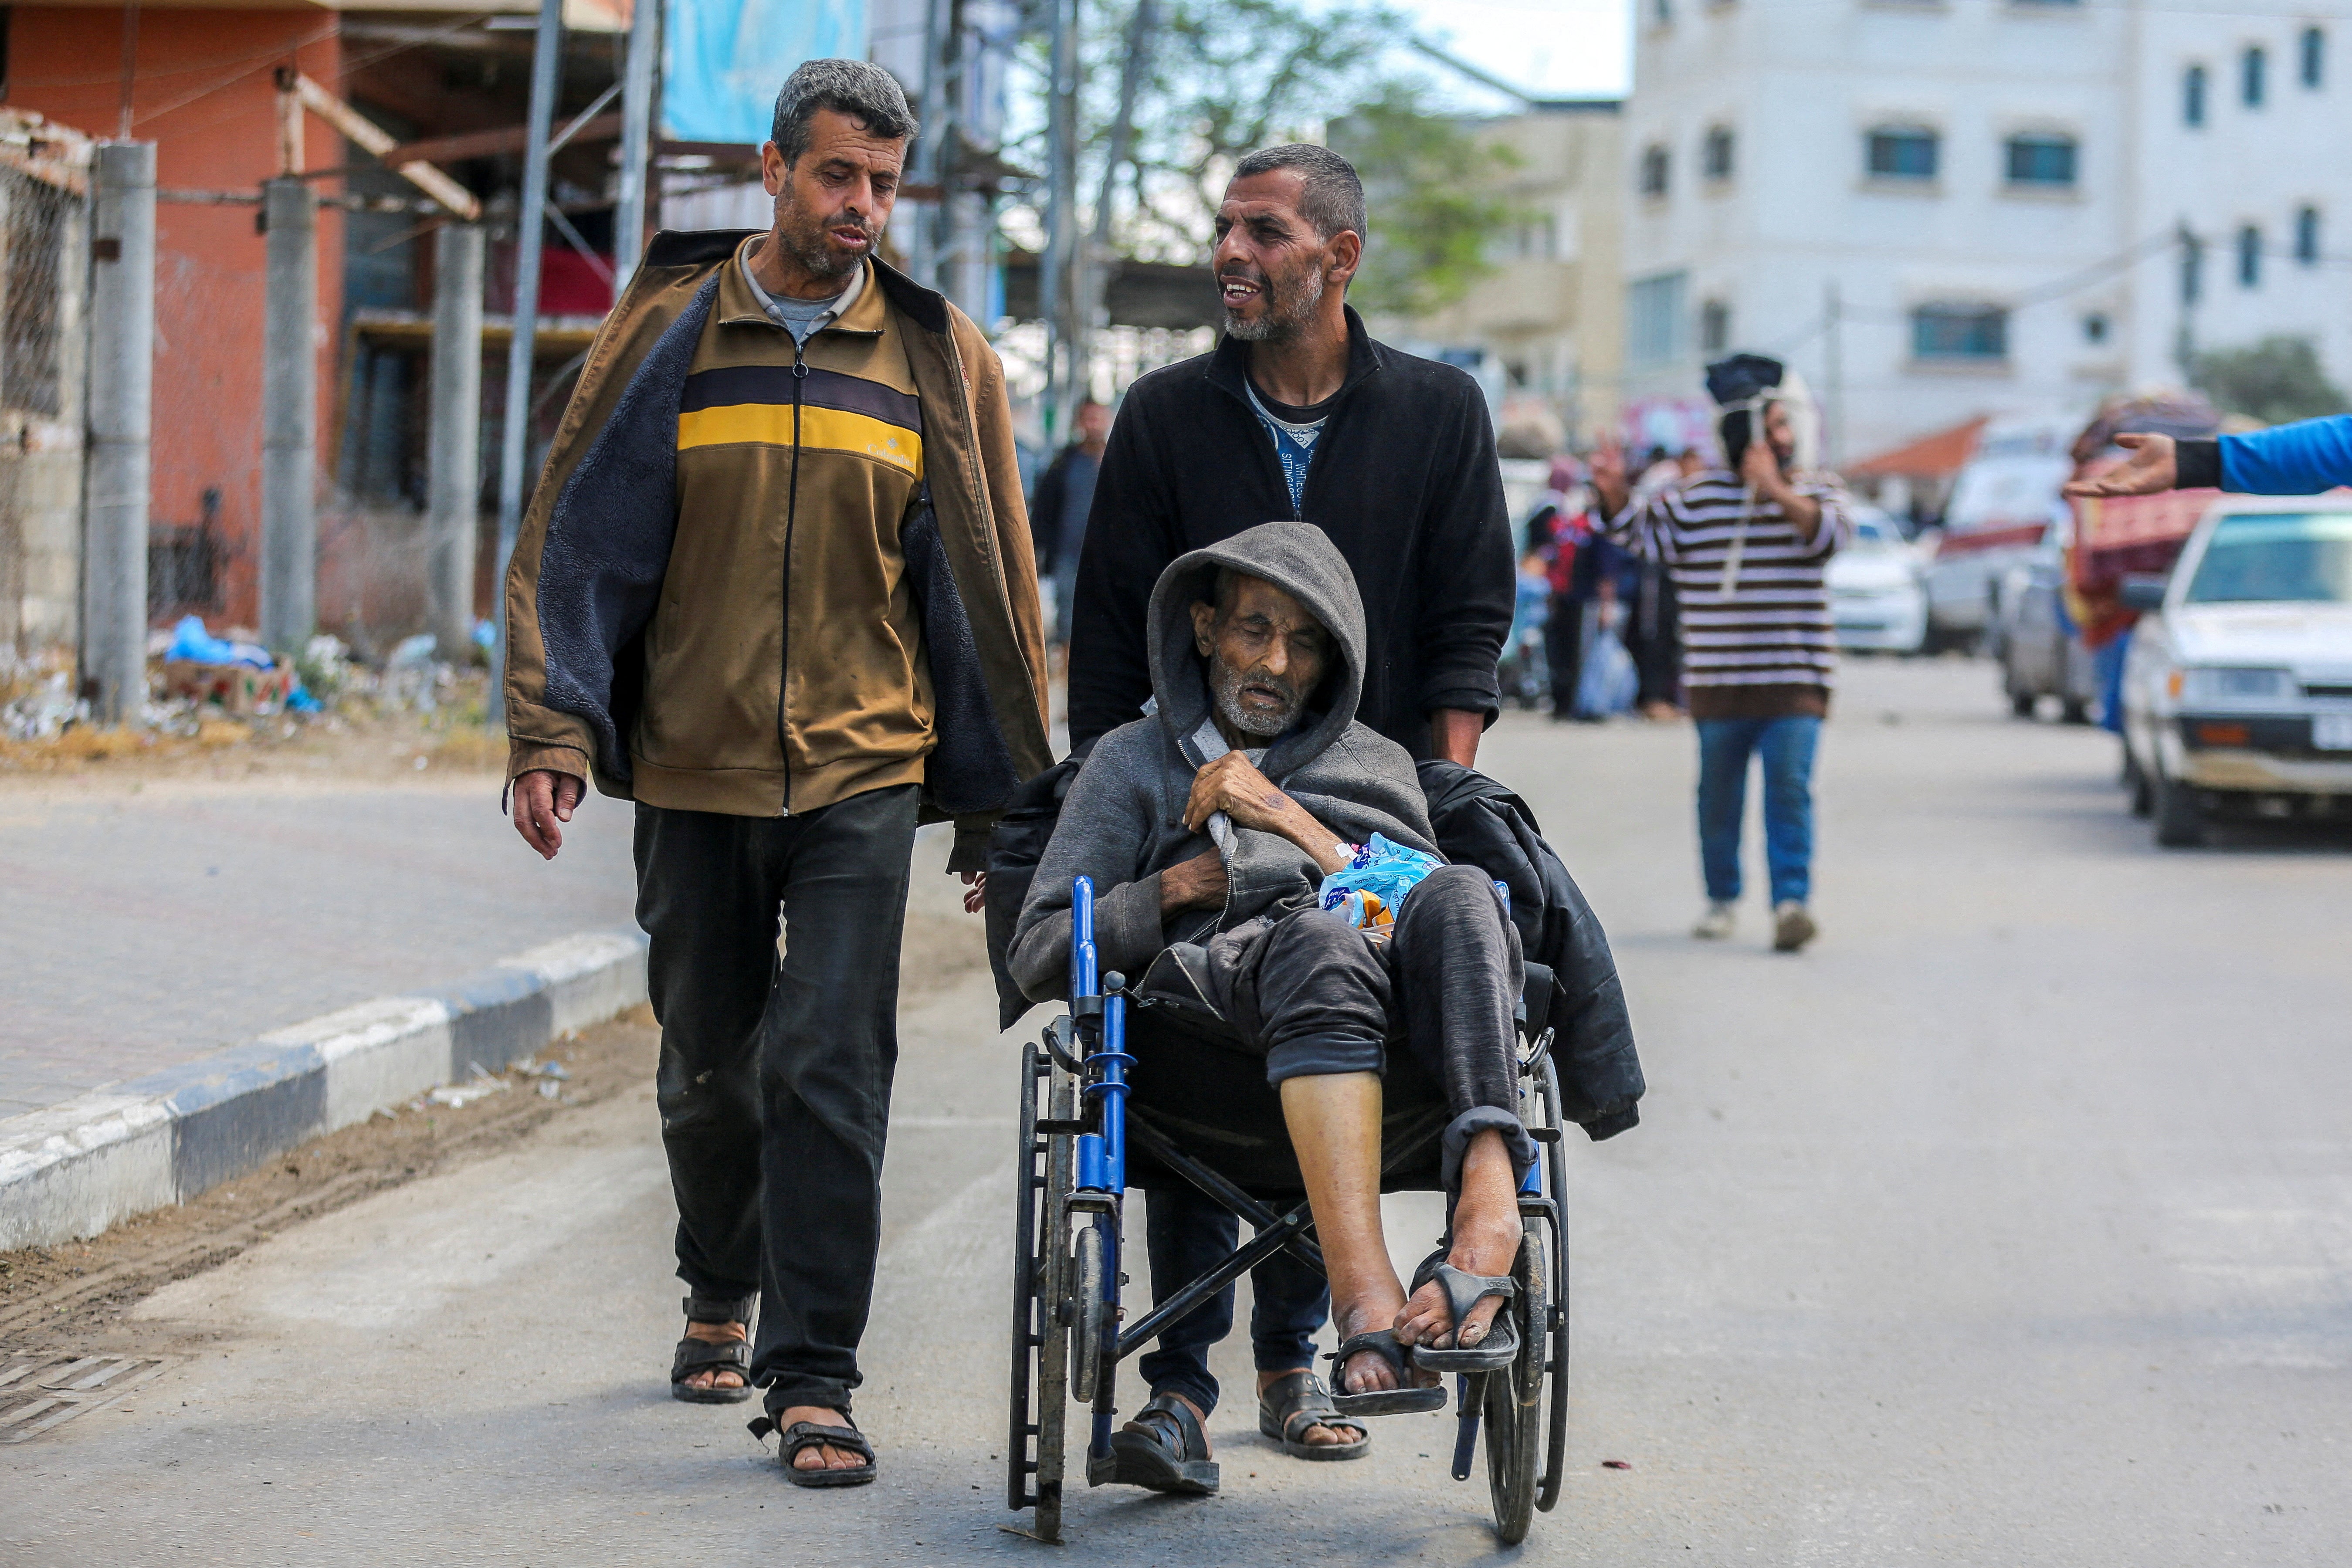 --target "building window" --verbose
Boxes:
[2301,26,2324,87]
[1699,298,1730,353]
[2297,206,2320,264]
[1866,127,1939,180]
[2082,312,2108,344]
[2181,233,2203,304]
[2184,64,2206,125]
[2238,225,2262,287]
[1629,271,1688,365]
[1912,304,2007,361]
[1652,0,1671,24]
[2243,45,2266,106]
[1702,125,1735,181]
[2004,133,2077,186]
[1639,143,1671,198]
